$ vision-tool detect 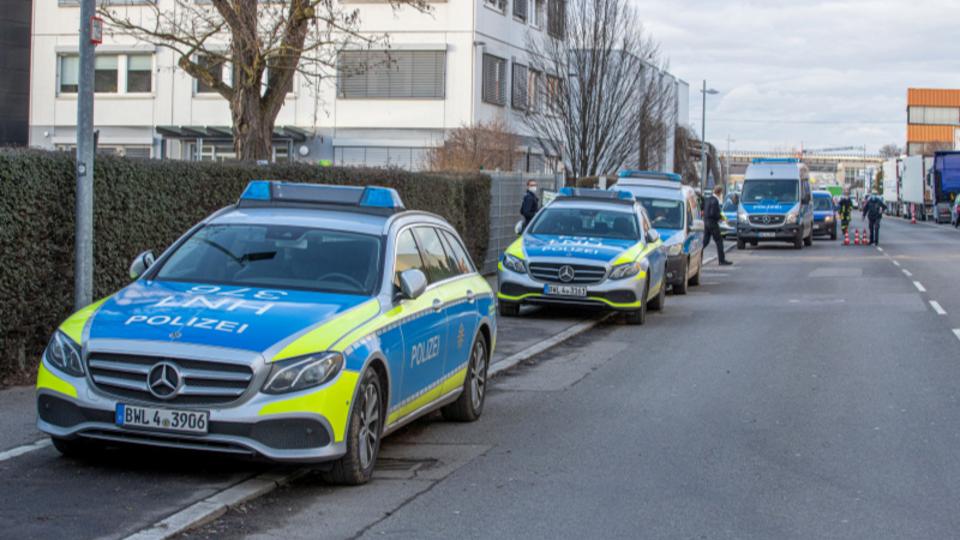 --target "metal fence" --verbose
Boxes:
[482,172,563,274]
